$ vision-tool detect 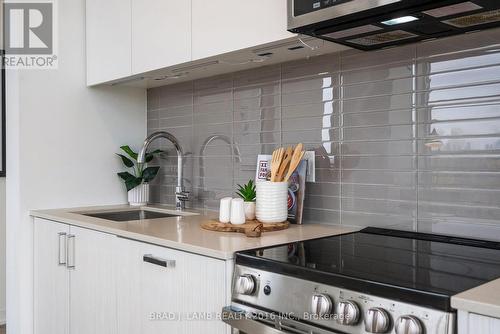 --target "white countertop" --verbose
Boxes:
[31,204,360,260]
[452,278,500,318]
